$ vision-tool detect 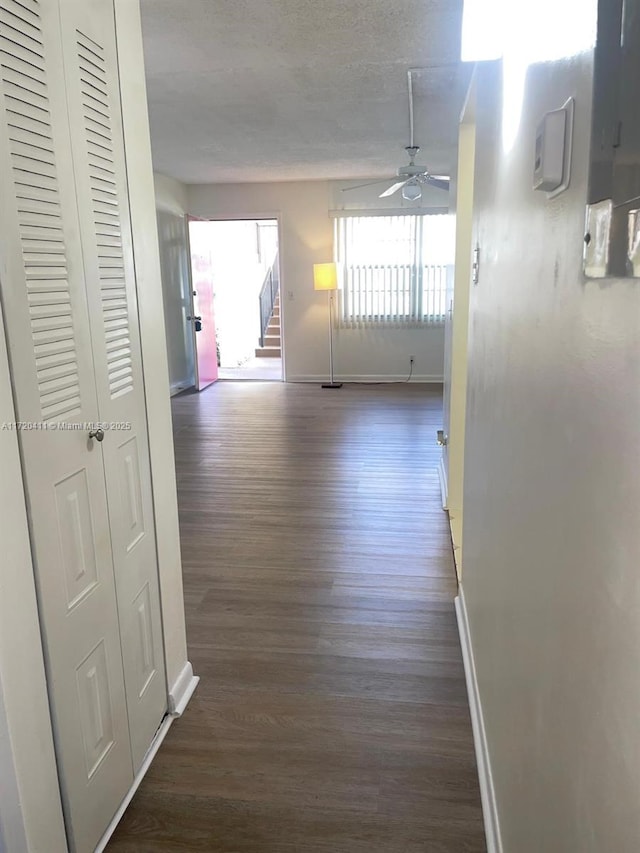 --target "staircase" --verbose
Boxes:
[255,293,281,357]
